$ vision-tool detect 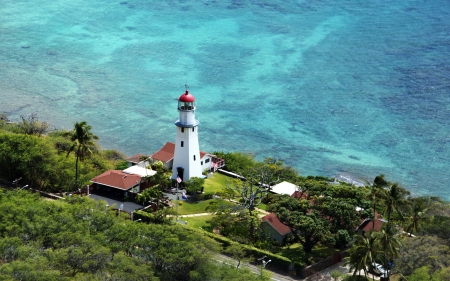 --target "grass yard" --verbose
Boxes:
[176,198,236,215]
[276,243,340,262]
[182,214,215,232]
[203,172,231,194]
